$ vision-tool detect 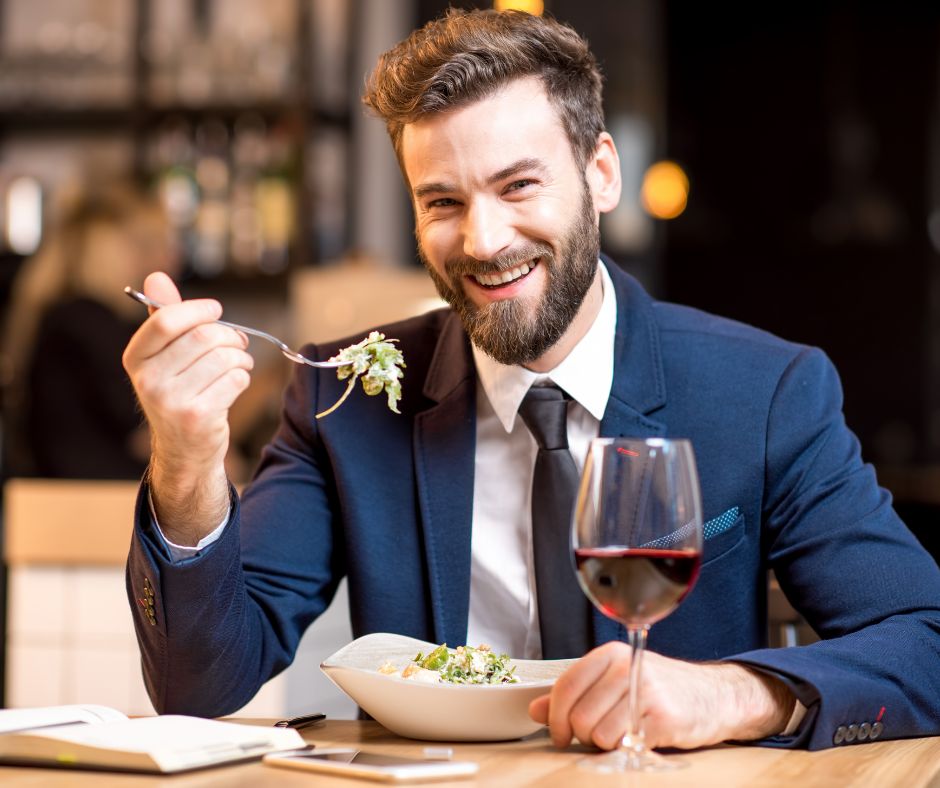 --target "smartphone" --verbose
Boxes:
[263,748,479,783]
